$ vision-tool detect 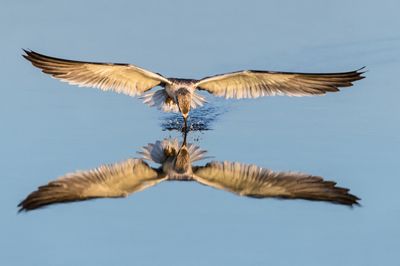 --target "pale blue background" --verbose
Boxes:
[1,0,399,265]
